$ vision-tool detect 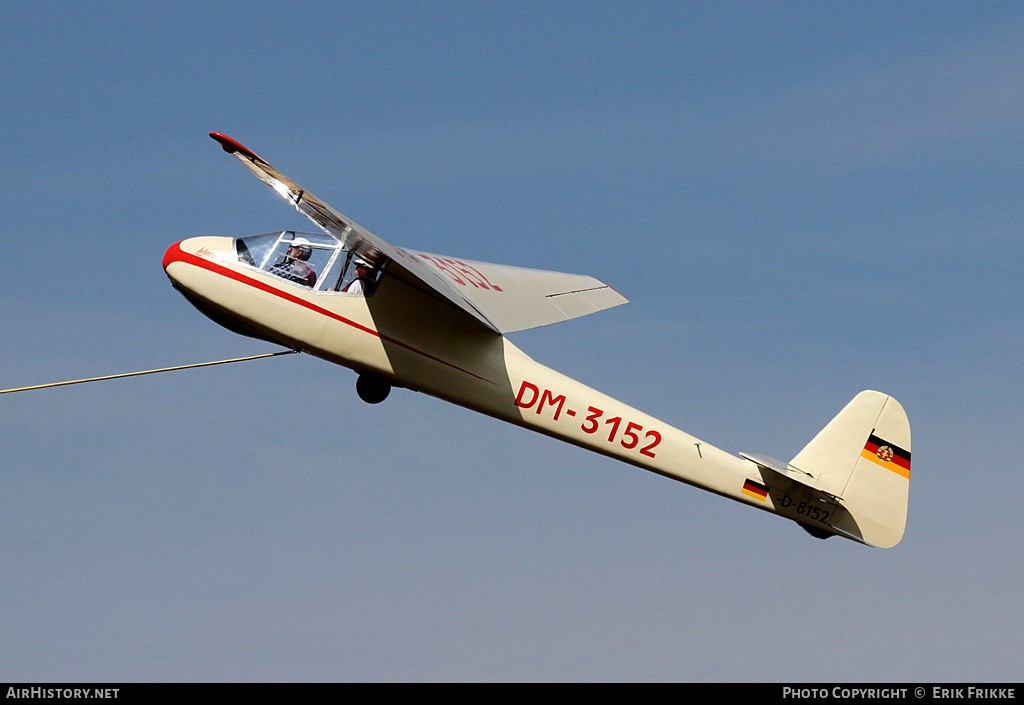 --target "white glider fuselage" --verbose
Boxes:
[163,133,911,548]
[164,235,856,543]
